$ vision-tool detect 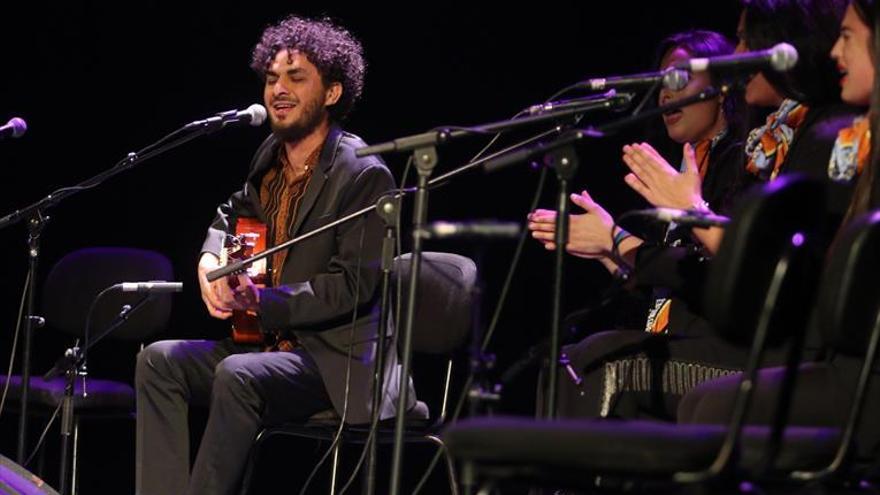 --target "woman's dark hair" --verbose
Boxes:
[853,0,875,27]
[250,15,365,122]
[740,0,847,105]
[846,0,880,220]
[655,30,747,140]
